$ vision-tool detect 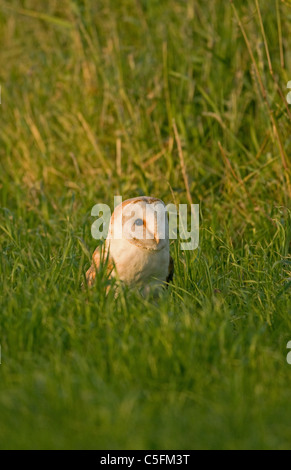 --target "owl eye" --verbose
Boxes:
[134,218,144,226]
